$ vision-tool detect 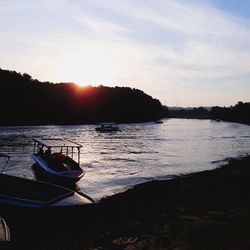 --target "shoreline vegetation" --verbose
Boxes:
[1,67,249,126]
[0,68,168,125]
[169,103,250,126]
[210,102,250,125]
[1,154,250,249]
